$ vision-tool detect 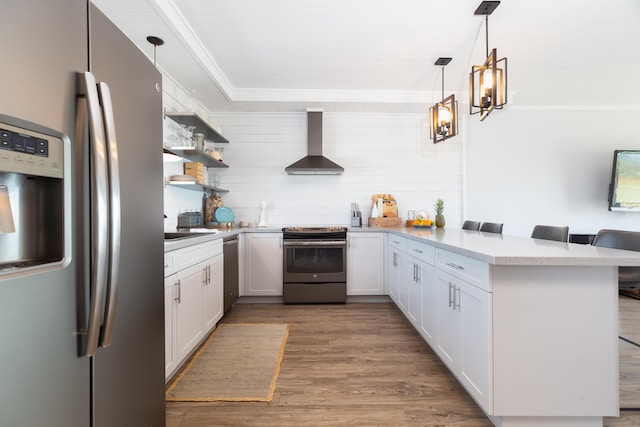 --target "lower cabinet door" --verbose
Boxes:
[202,254,224,333]
[419,261,438,346]
[347,232,385,295]
[435,269,459,372]
[458,280,492,410]
[164,273,177,381]
[242,233,283,296]
[406,260,422,328]
[175,263,204,363]
[387,248,402,305]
